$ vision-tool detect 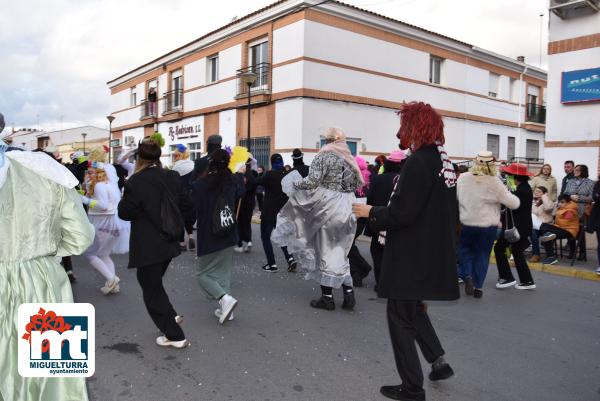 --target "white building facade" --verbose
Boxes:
[107,0,547,168]
[545,0,600,187]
